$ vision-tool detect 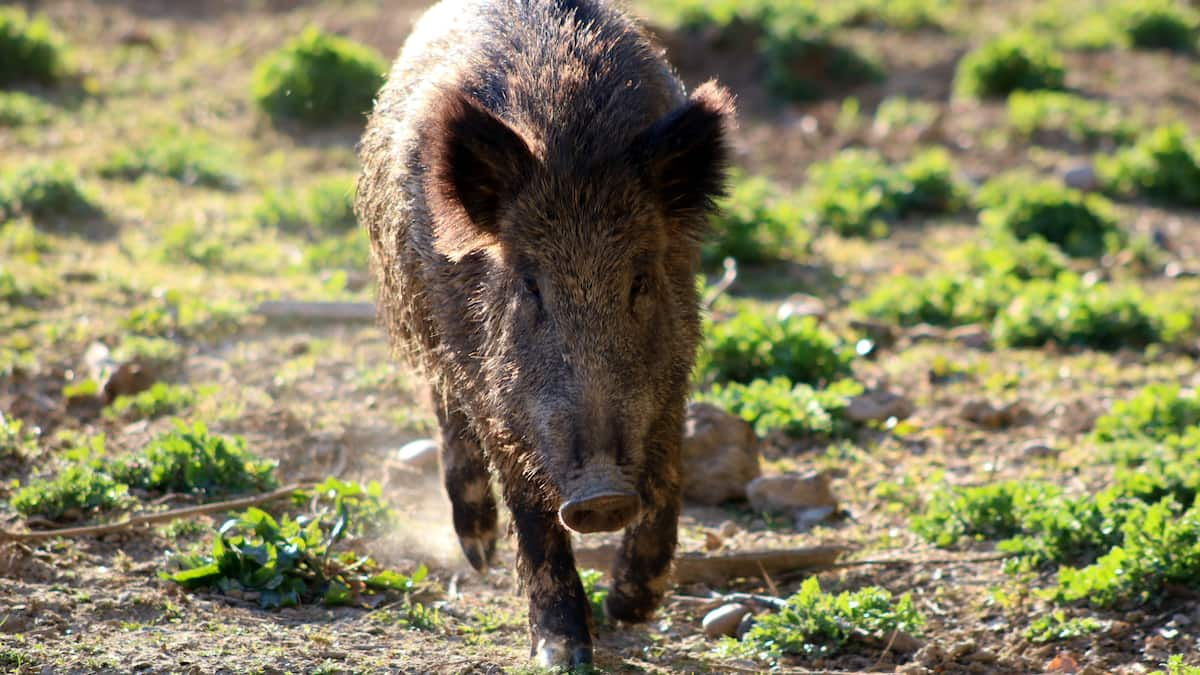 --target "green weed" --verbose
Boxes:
[697,310,852,385]
[11,464,131,520]
[1024,611,1102,643]
[111,422,277,495]
[112,335,183,369]
[303,230,368,272]
[1112,1,1197,52]
[1006,91,1137,146]
[122,289,247,339]
[252,27,386,125]
[0,8,67,86]
[254,175,356,236]
[872,96,939,136]
[954,33,1066,99]
[99,131,239,189]
[854,270,1019,327]
[1091,383,1200,443]
[719,577,924,661]
[977,175,1121,258]
[698,377,862,438]
[0,161,100,223]
[0,412,38,460]
[704,173,807,267]
[579,568,608,625]
[1152,655,1200,675]
[104,383,207,422]
[956,236,1069,280]
[0,91,52,126]
[294,477,394,537]
[1097,123,1200,207]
